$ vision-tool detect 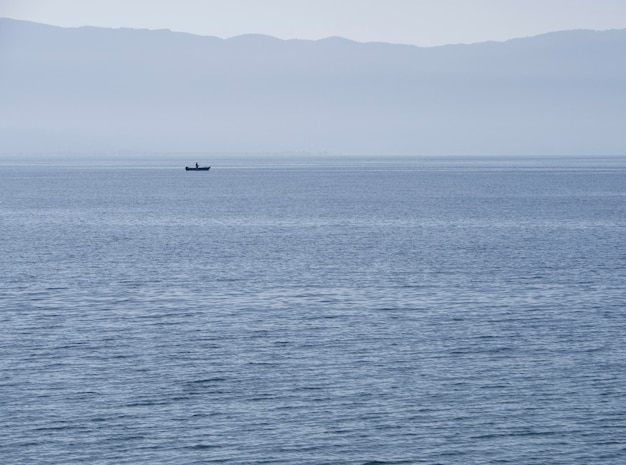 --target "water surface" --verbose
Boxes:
[1,155,625,464]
